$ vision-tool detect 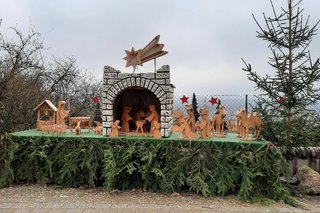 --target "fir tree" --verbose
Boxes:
[192,93,200,122]
[242,0,320,146]
[92,100,102,127]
